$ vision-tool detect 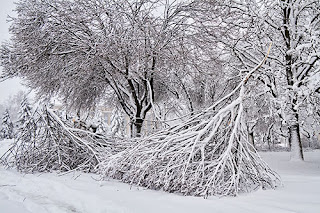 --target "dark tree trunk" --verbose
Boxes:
[248,131,255,149]
[289,123,304,160]
[287,103,304,160]
[132,118,144,137]
[282,0,304,160]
